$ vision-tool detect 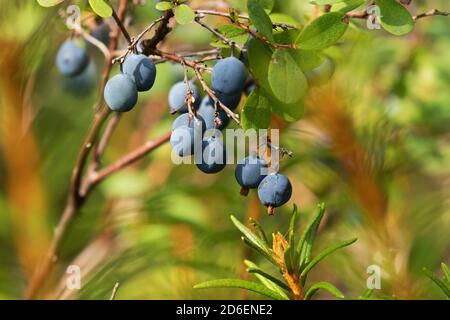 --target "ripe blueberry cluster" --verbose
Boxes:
[168,57,292,214]
[169,57,246,168]
[56,38,293,213]
[104,54,157,112]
